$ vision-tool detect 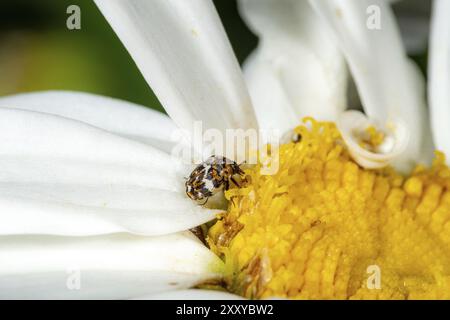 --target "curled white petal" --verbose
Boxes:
[0,91,178,153]
[239,0,347,134]
[134,289,243,300]
[337,110,409,169]
[0,232,223,299]
[428,0,450,157]
[311,0,430,170]
[94,0,258,136]
[0,108,218,236]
